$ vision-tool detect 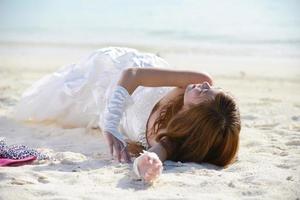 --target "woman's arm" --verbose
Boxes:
[147,143,168,162]
[105,67,208,163]
[133,143,167,182]
[117,67,213,95]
